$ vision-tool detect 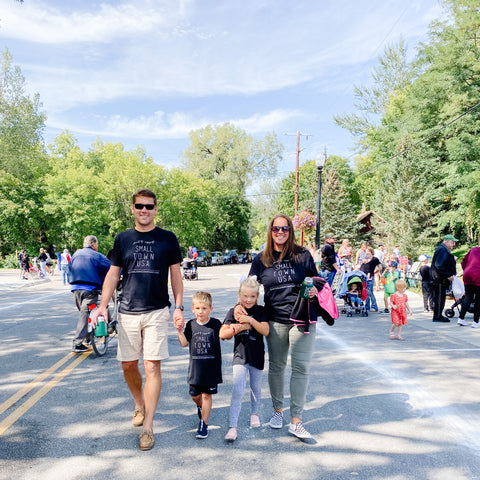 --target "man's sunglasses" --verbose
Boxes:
[134,203,156,210]
[271,226,290,233]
